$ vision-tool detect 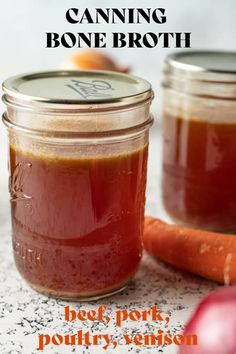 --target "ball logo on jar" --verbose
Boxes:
[66,79,114,99]
[9,162,32,202]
